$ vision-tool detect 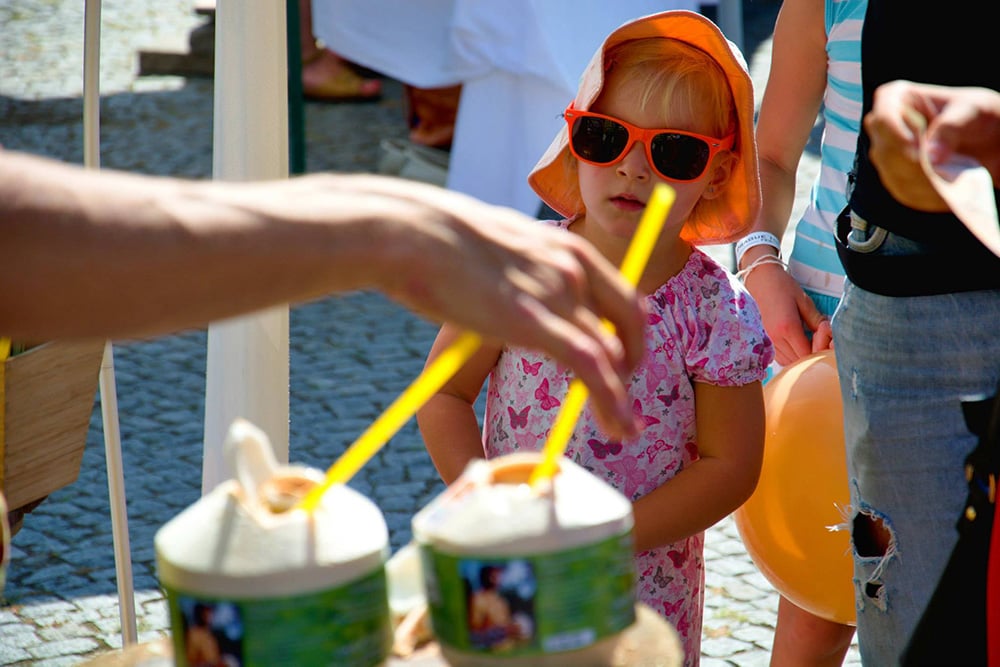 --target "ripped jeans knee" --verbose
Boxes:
[849,504,896,611]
